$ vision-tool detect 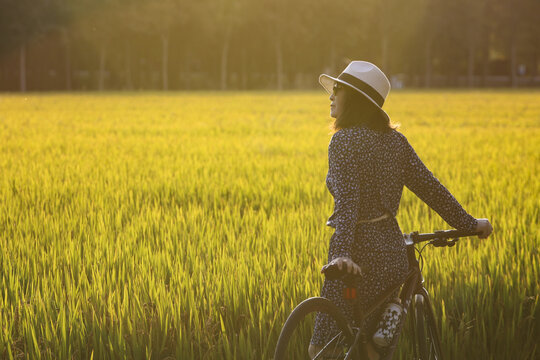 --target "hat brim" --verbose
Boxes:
[319,74,390,121]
